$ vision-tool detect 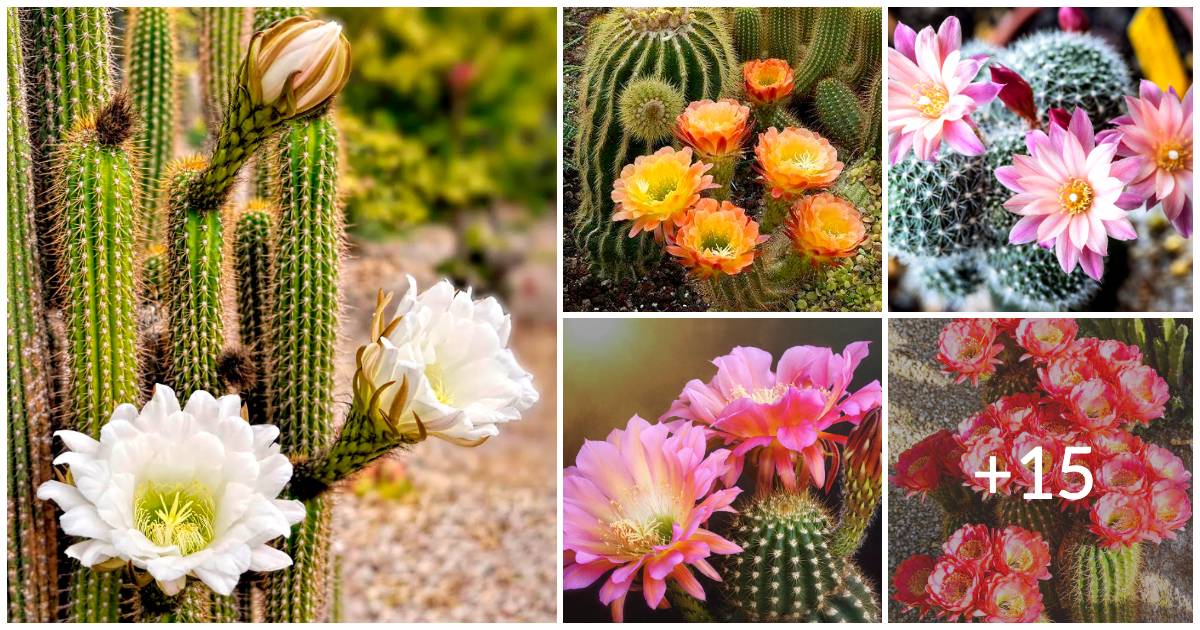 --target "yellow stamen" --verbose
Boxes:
[1156,143,1190,172]
[914,83,949,118]
[1058,177,1094,215]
